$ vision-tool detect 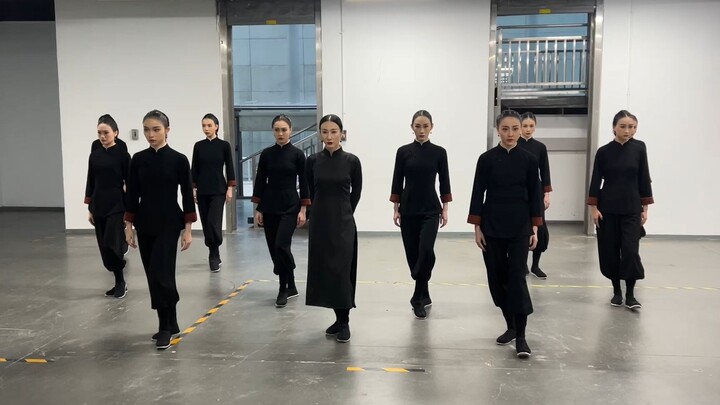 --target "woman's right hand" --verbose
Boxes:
[193,189,198,204]
[255,211,264,227]
[591,207,603,227]
[124,225,137,249]
[88,212,94,226]
[474,226,487,251]
[393,211,401,227]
